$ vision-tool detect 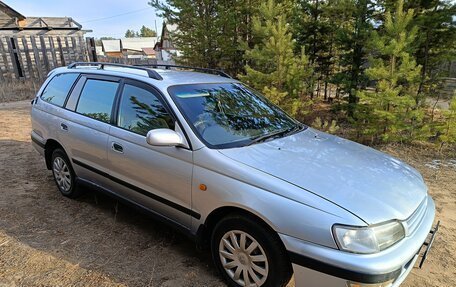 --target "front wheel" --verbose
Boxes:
[211,215,292,287]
